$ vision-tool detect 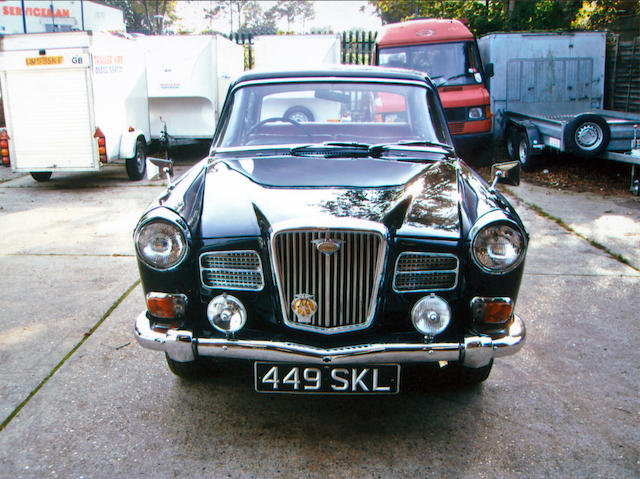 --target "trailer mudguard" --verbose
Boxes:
[119,130,148,159]
[505,118,544,155]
